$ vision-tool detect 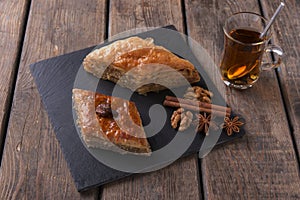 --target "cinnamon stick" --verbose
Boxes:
[166,96,231,113]
[163,96,231,117]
